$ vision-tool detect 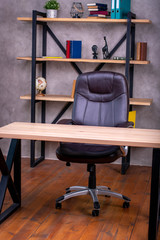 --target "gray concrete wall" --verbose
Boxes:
[0,0,160,166]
